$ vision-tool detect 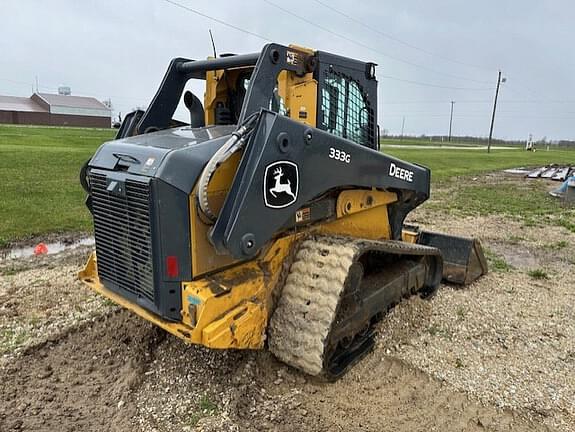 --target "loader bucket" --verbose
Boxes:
[416,231,488,285]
